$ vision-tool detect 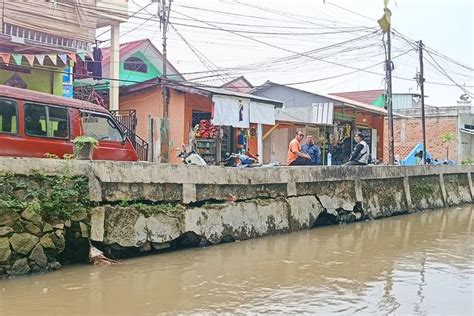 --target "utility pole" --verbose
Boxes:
[386,29,395,165]
[416,40,427,164]
[159,0,171,163]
